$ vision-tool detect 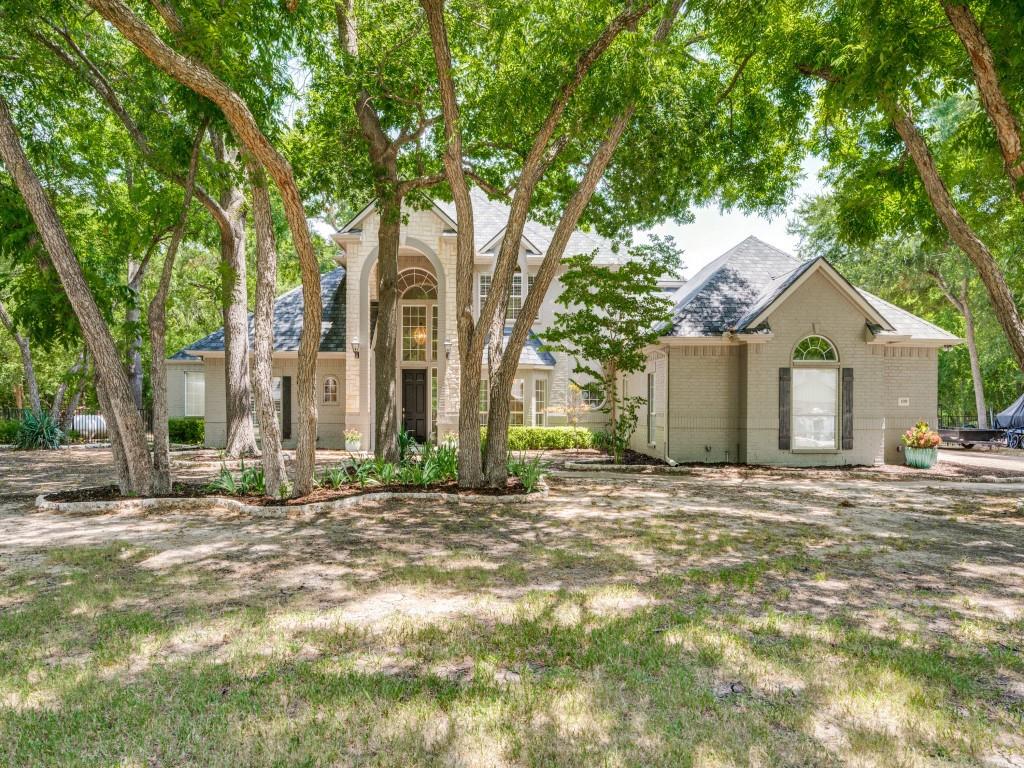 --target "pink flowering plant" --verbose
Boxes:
[901,421,941,449]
